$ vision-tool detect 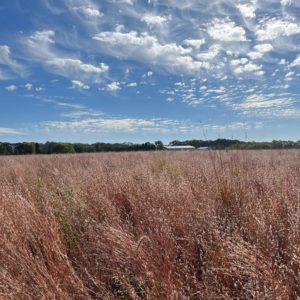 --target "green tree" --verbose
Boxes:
[14,143,36,155]
[0,143,13,155]
[154,140,164,150]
